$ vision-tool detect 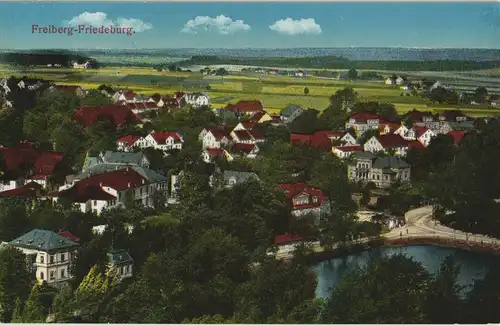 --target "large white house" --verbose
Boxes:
[200,128,231,149]
[181,93,210,108]
[53,167,169,215]
[107,249,134,281]
[8,229,79,284]
[144,131,184,151]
